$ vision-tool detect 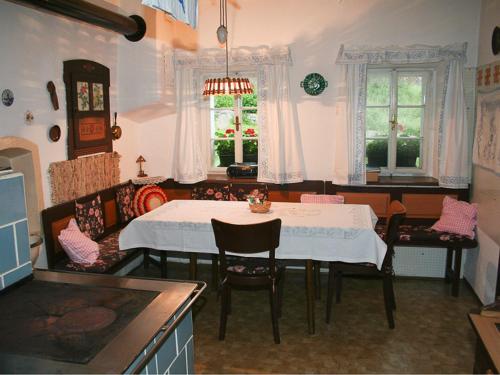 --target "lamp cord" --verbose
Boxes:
[221,0,229,78]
